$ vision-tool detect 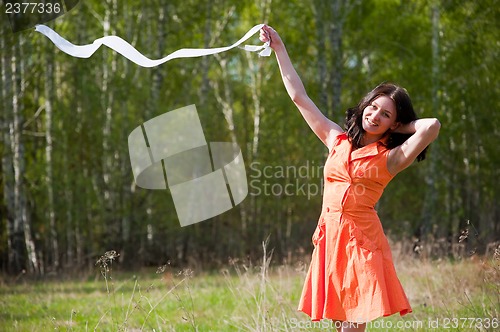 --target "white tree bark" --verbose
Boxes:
[212,57,238,147]
[329,0,343,120]
[313,0,329,111]
[328,0,356,120]
[44,39,59,270]
[1,24,17,273]
[420,2,440,235]
[11,36,39,274]
[120,0,135,262]
[199,0,212,105]
[101,0,118,241]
